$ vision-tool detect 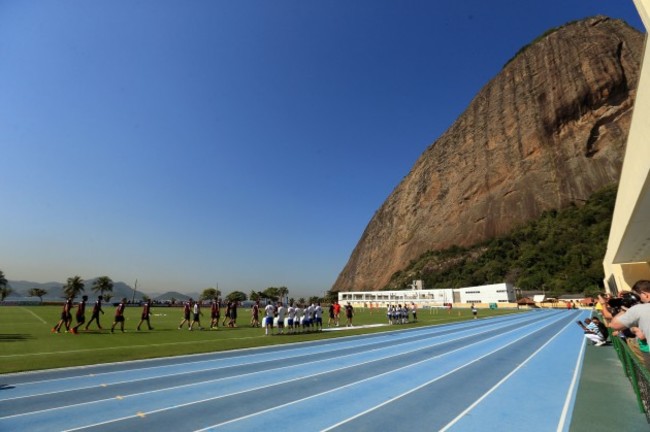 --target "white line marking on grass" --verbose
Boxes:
[557,337,587,432]
[438,315,580,432]
[195,313,570,431]
[20,307,48,325]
